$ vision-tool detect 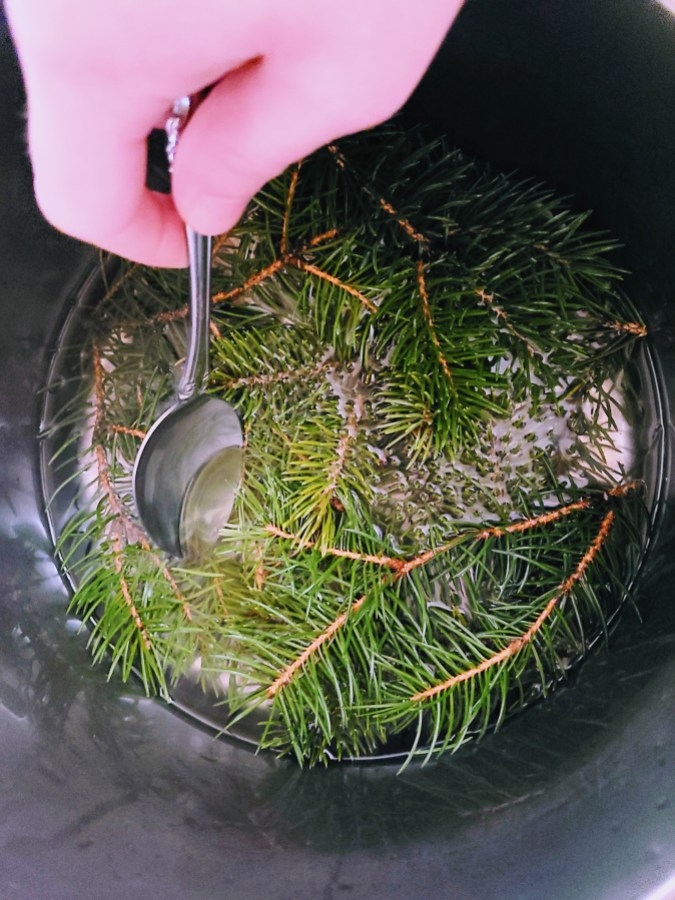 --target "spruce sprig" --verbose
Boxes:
[44,123,652,766]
